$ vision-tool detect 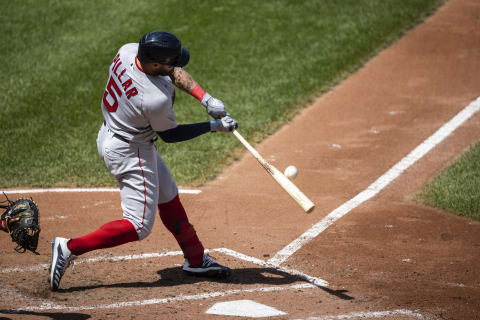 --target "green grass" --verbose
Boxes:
[416,142,480,221]
[0,0,444,187]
